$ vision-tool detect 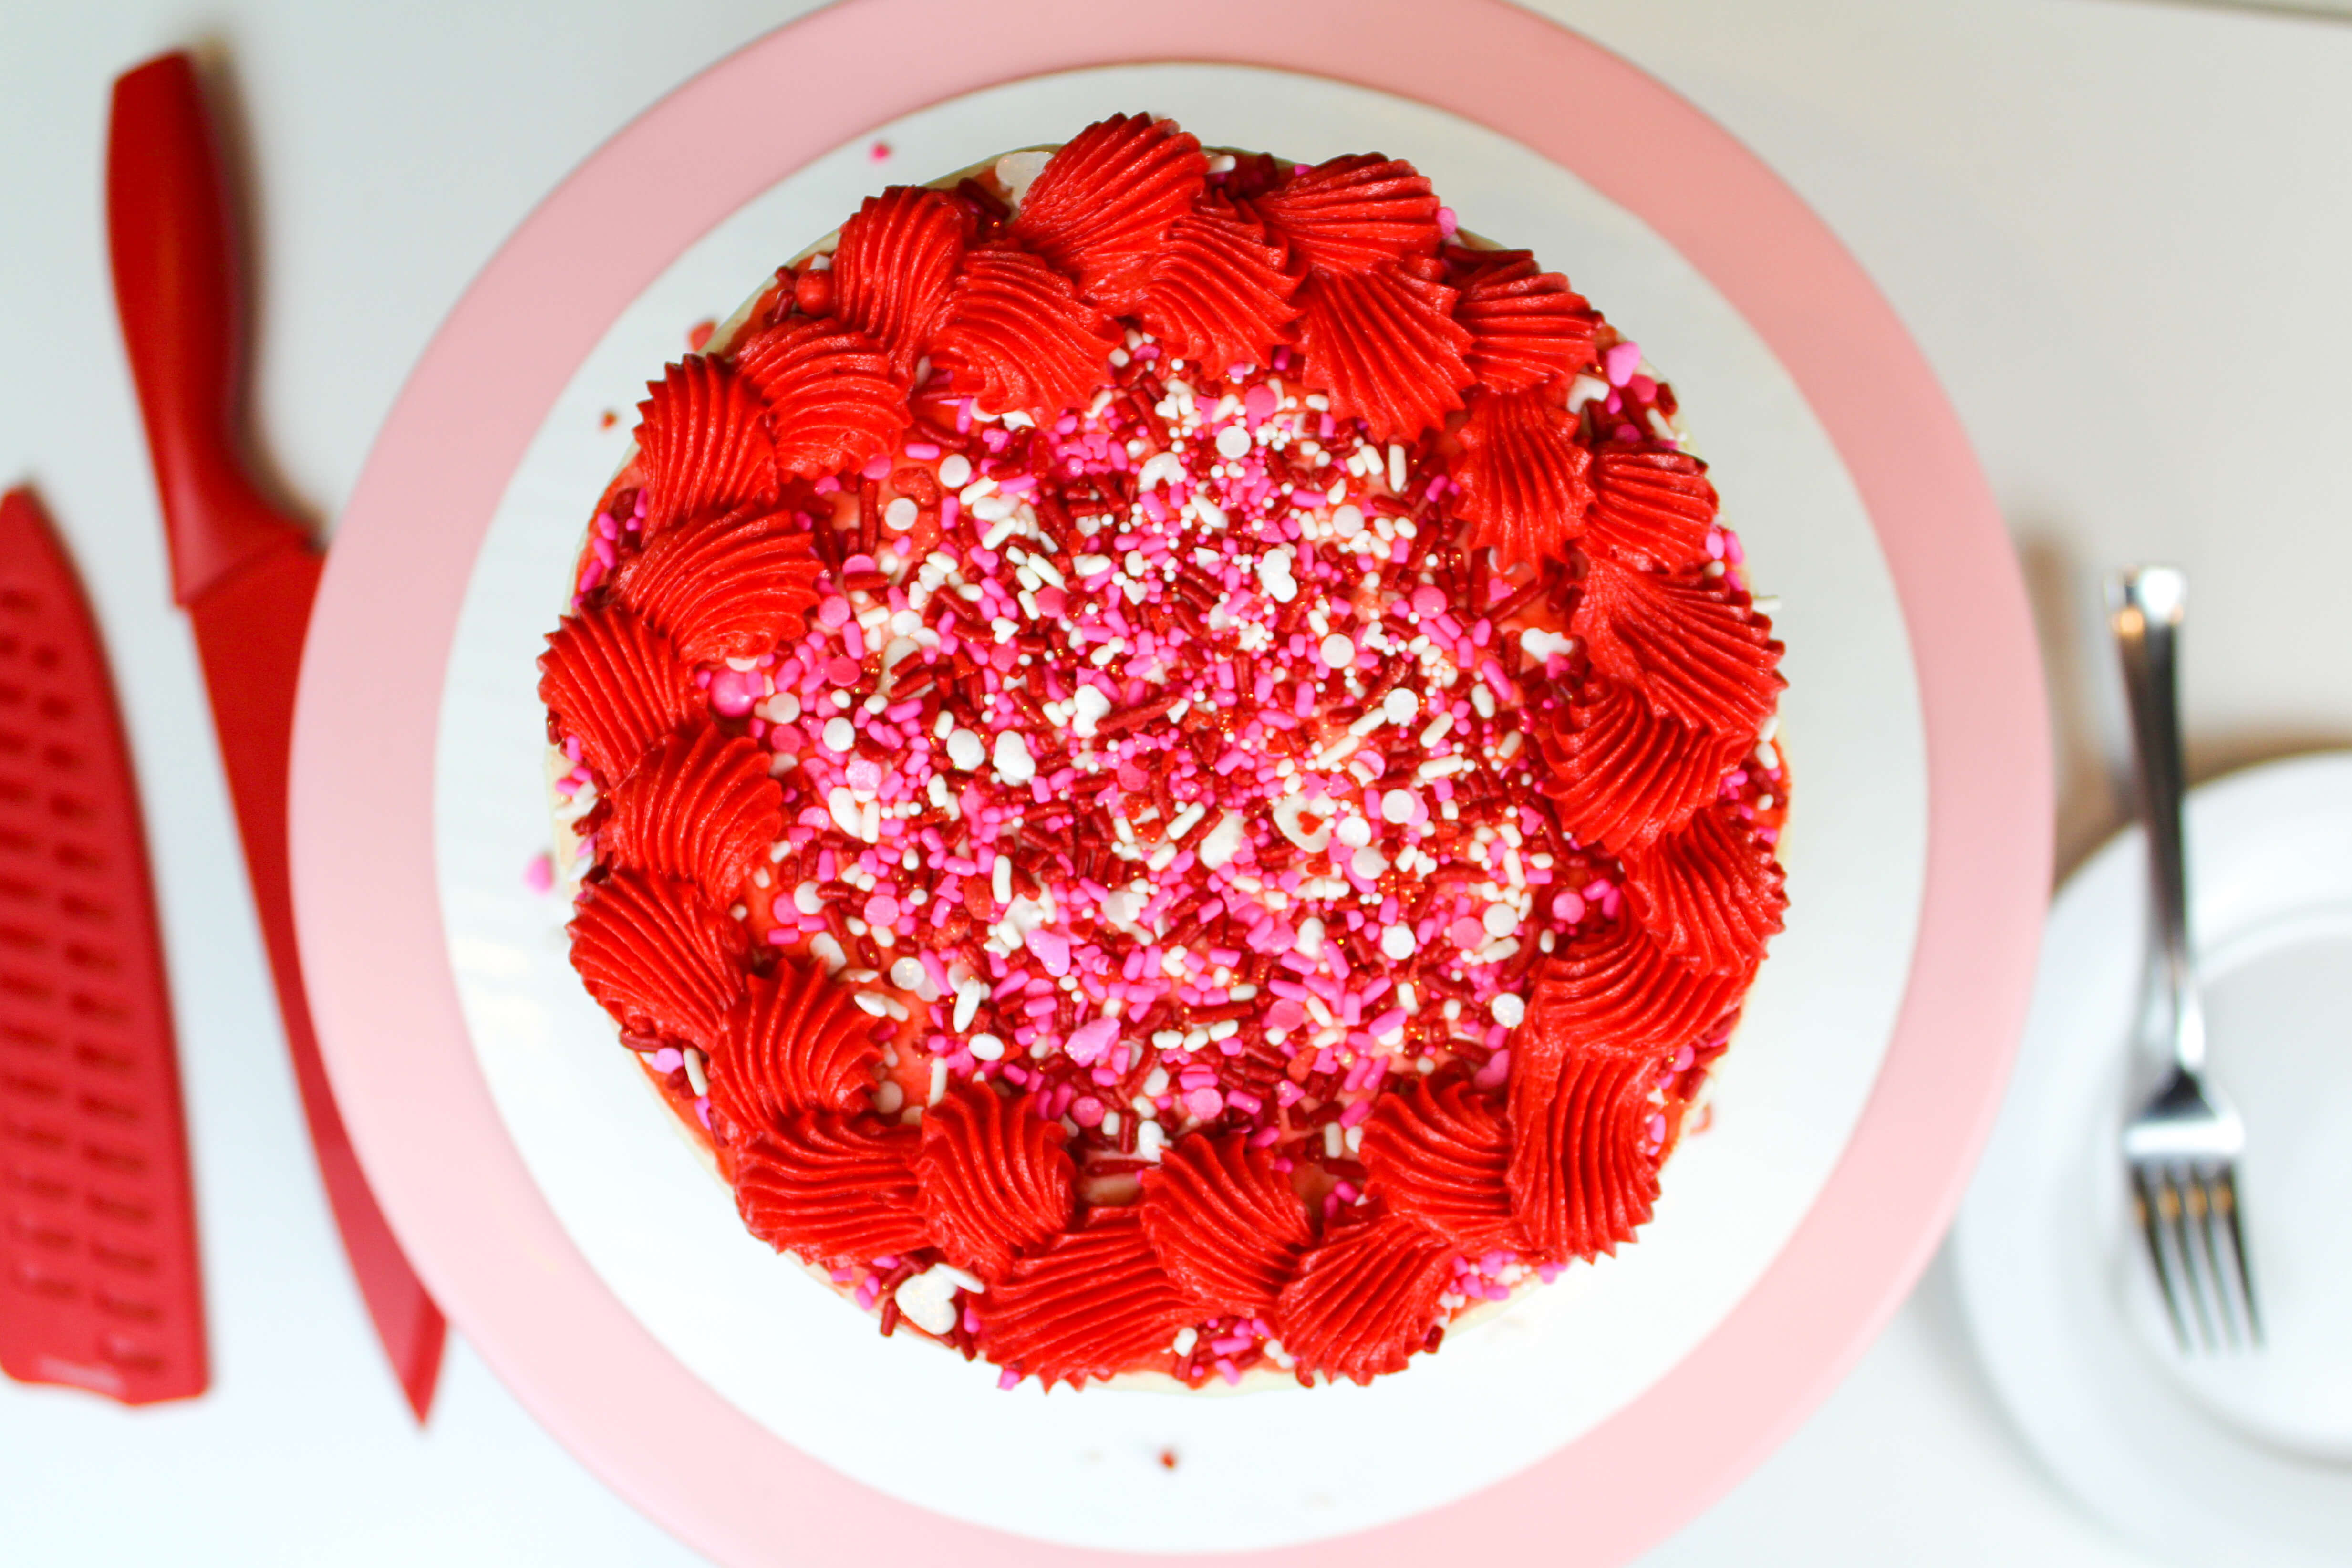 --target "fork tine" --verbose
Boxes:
[2182,1166,2240,1350]
[2133,1164,2191,1353]
[2165,1166,2220,1352]
[2214,1165,2263,1348]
